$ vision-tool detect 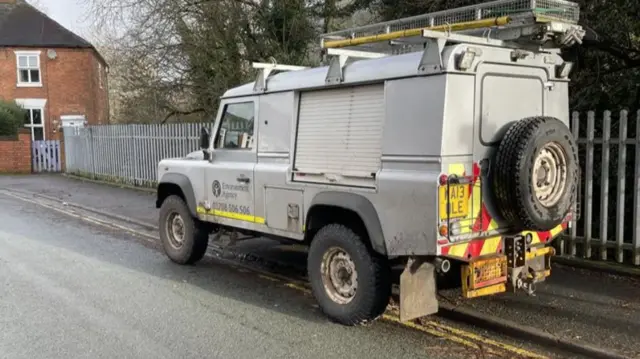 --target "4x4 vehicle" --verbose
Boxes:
[156,0,584,325]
